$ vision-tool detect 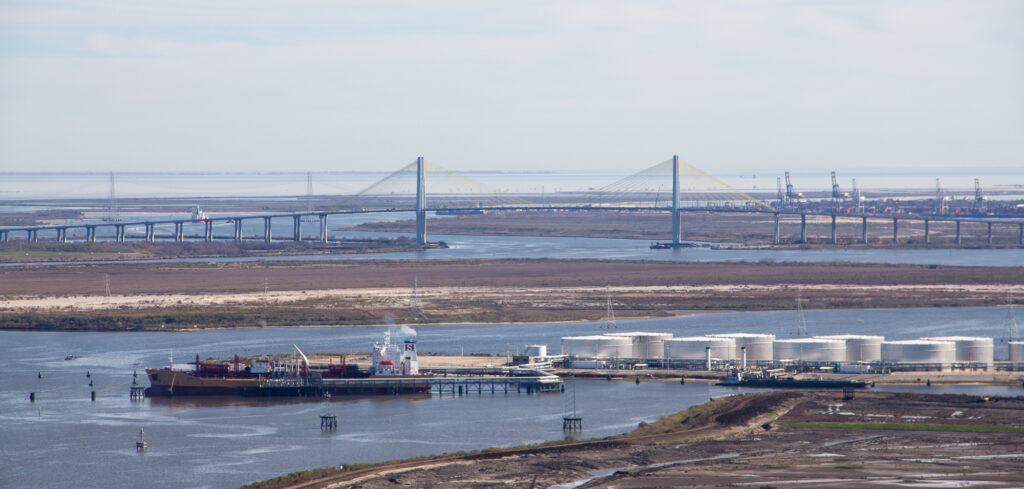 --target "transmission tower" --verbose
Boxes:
[410,276,425,319]
[103,172,120,222]
[793,289,808,337]
[602,286,616,330]
[1007,299,1018,343]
